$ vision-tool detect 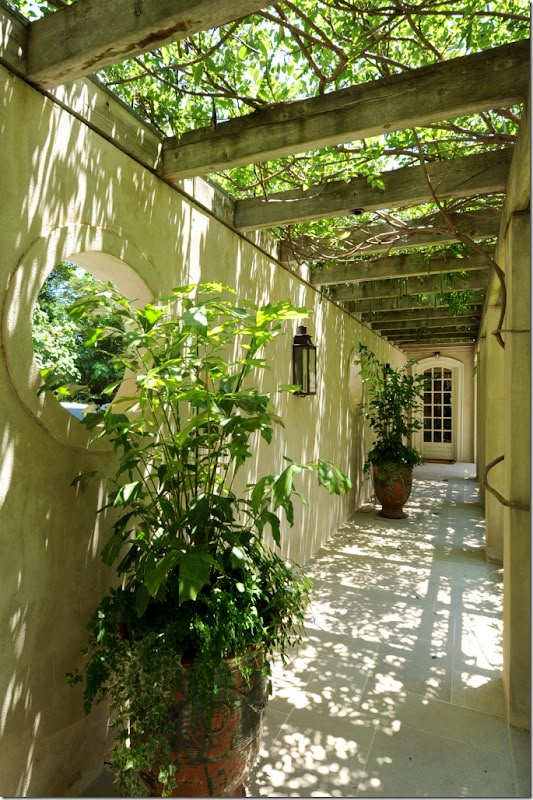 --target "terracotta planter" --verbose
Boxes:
[372,463,413,519]
[140,654,269,797]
